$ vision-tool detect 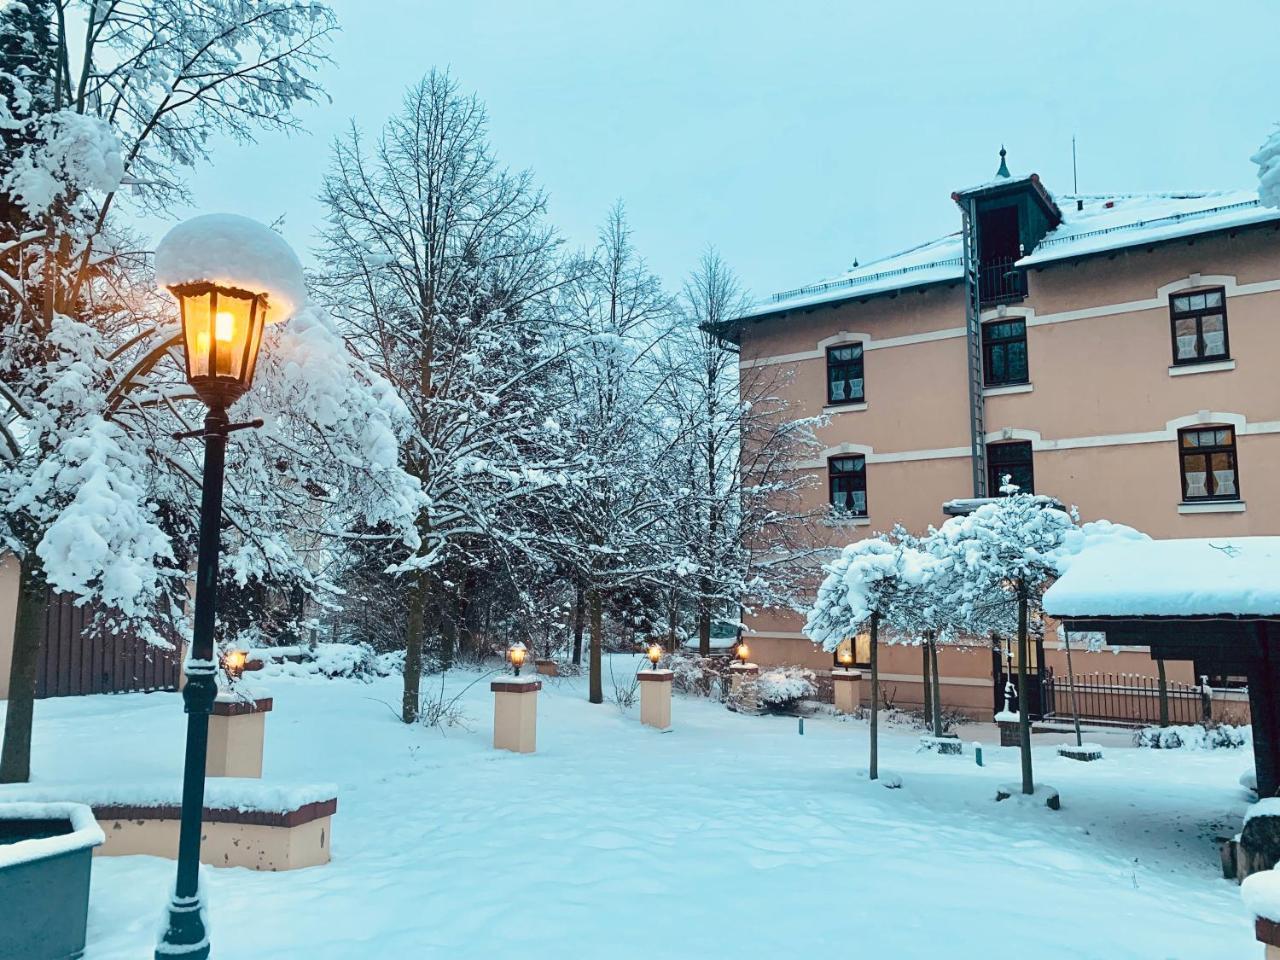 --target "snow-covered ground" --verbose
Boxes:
[0,655,1261,959]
